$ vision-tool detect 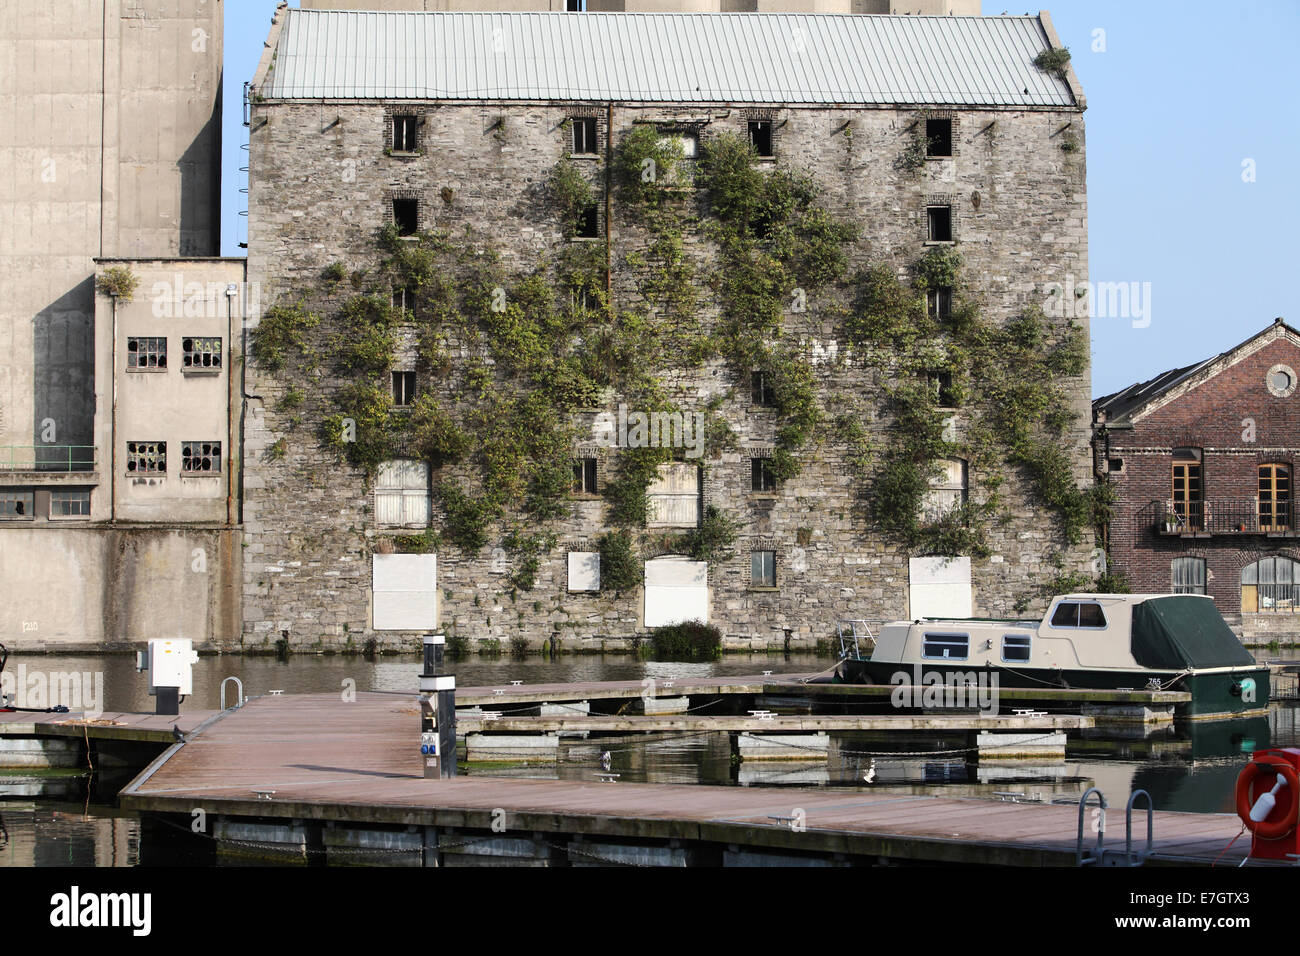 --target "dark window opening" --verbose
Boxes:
[927,206,952,242]
[926,118,952,157]
[572,117,597,154]
[927,370,957,407]
[573,457,598,494]
[748,120,773,157]
[393,284,417,318]
[927,287,952,321]
[1001,633,1032,663]
[393,115,419,153]
[576,202,599,239]
[566,0,584,9]
[393,198,419,236]
[751,457,777,493]
[392,371,416,407]
[922,632,969,660]
[1108,457,1123,472]
[751,370,776,406]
